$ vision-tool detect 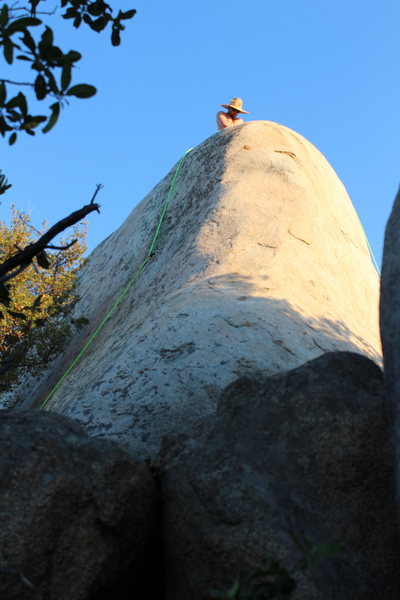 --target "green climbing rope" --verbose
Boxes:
[364,233,381,277]
[39,144,378,410]
[39,148,193,410]
[354,212,381,276]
